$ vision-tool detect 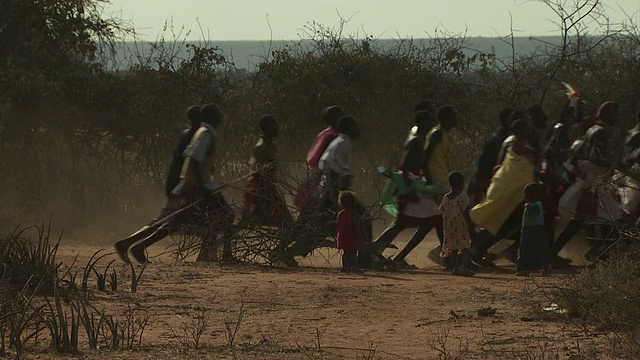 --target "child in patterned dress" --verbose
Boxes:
[439,171,474,276]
